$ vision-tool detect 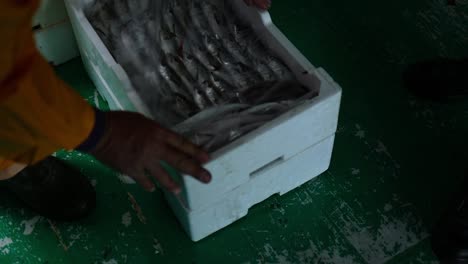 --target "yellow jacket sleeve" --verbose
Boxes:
[0,0,95,170]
